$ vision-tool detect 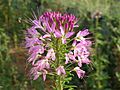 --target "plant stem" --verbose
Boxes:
[54,39,63,90]
[56,39,60,67]
[57,76,63,90]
